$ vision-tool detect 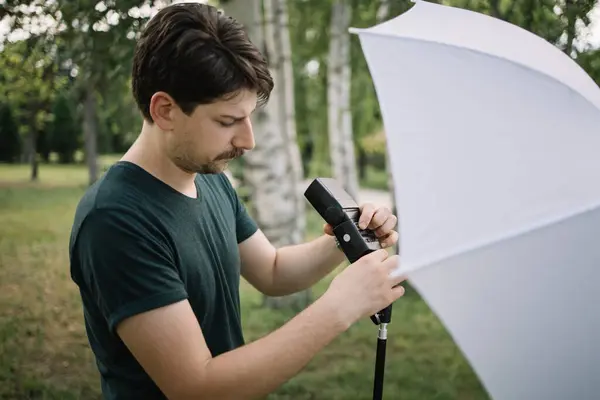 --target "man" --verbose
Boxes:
[68,3,406,399]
